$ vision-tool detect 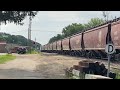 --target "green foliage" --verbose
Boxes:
[112,69,120,79]
[48,18,104,43]
[0,54,16,64]
[26,49,39,54]
[0,32,41,47]
[0,11,38,25]
[62,23,84,37]
[49,34,63,43]
[84,18,104,30]
[115,73,120,79]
